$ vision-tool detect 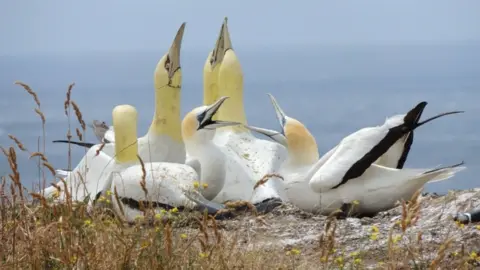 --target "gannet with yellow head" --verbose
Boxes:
[44,23,188,202]
[51,22,186,163]
[103,98,239,222]
[202,18,287,212]
[247,94,466,217]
